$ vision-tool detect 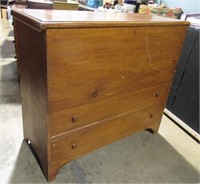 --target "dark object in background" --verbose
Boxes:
[113,0,118,6]
[79,0,87,5]
[135,1,141,12]
[141,0,148,4]
[166,24,199,135]
[123,0,141,13]
[26,0,53,9]
[124,0,137,4]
